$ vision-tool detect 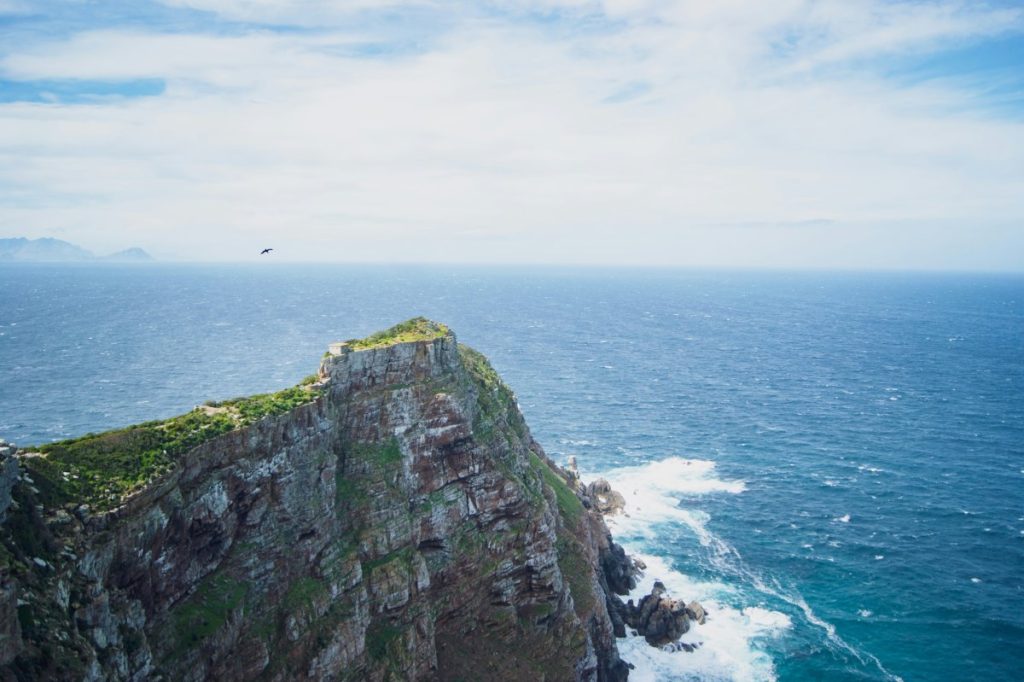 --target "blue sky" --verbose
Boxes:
[1,0,1022,269]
